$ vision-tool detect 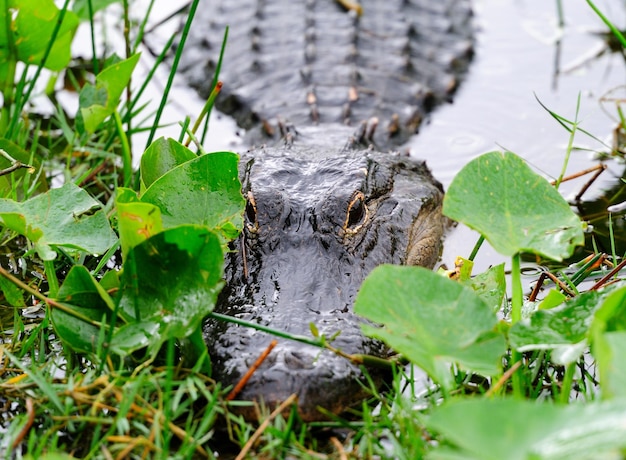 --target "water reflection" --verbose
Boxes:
[432,0,626,272]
